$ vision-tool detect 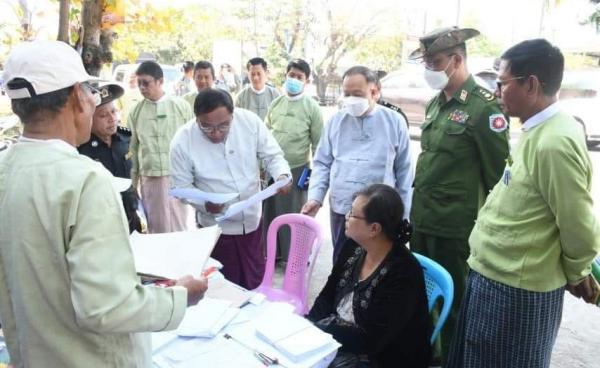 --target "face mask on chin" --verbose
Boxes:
[343,96,371,117]
[424,55,455,90]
